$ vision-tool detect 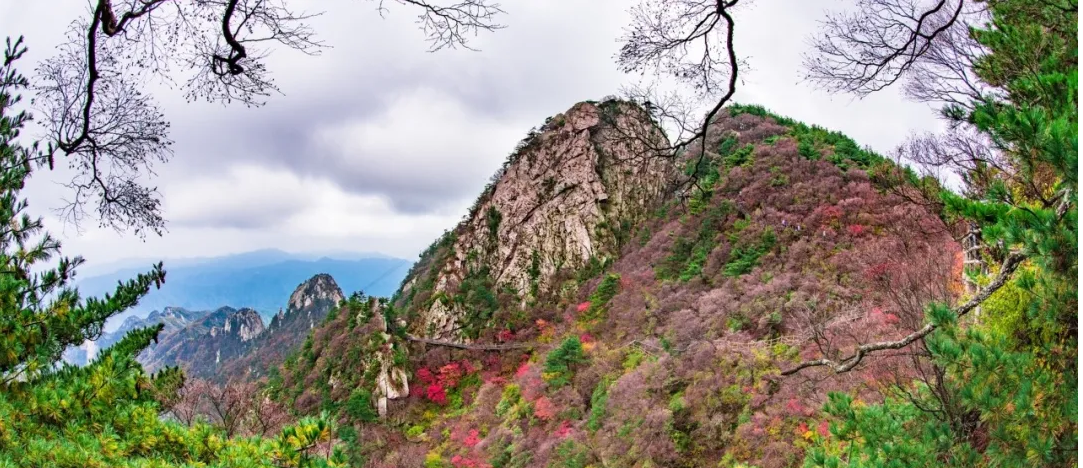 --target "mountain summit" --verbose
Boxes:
[217,274,346,381]
[278,102,965,467]
[399,99,676,342]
